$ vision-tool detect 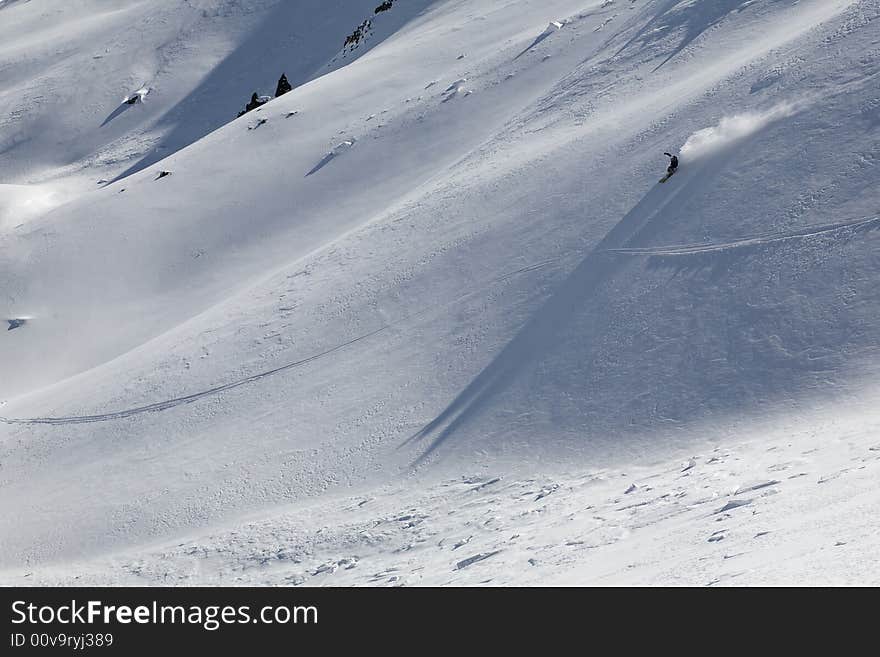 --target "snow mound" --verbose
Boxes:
[123,87,151,105]
[306,138,357,176]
